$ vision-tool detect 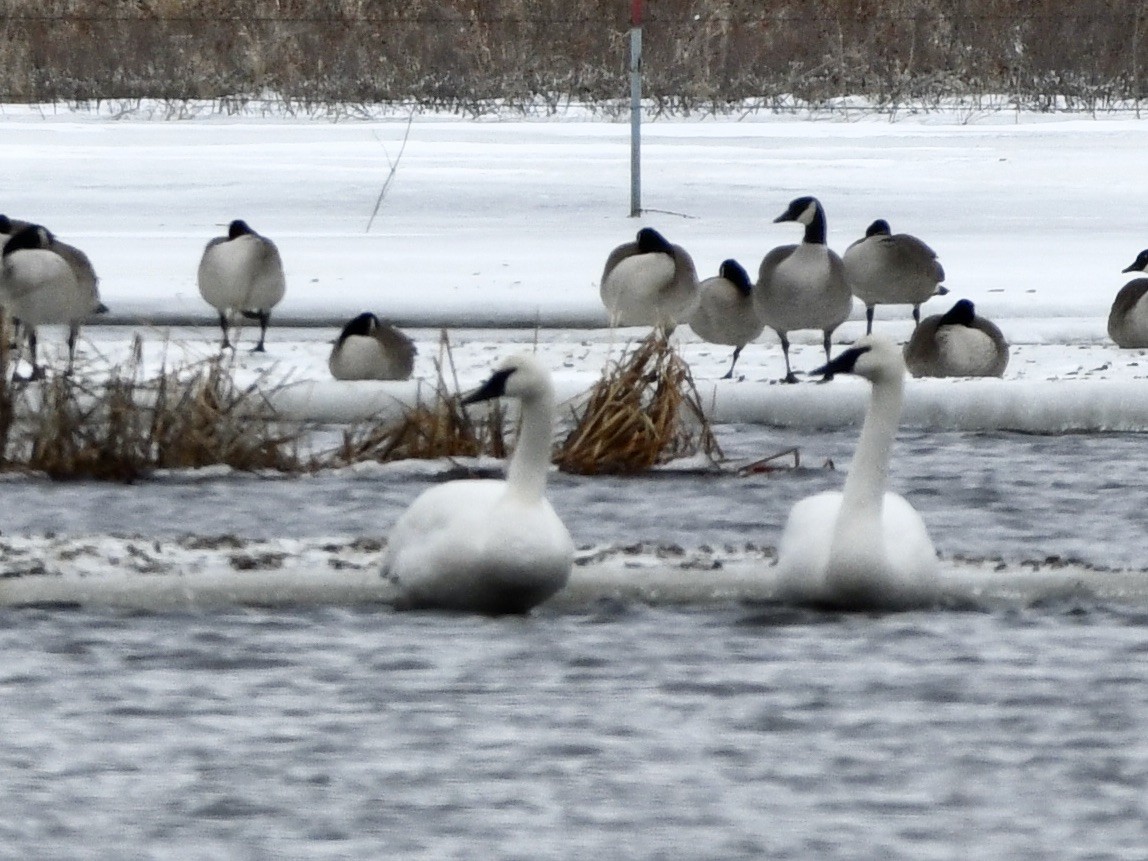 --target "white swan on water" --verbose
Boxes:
[381,354,574,614]
[776,335,939,610]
